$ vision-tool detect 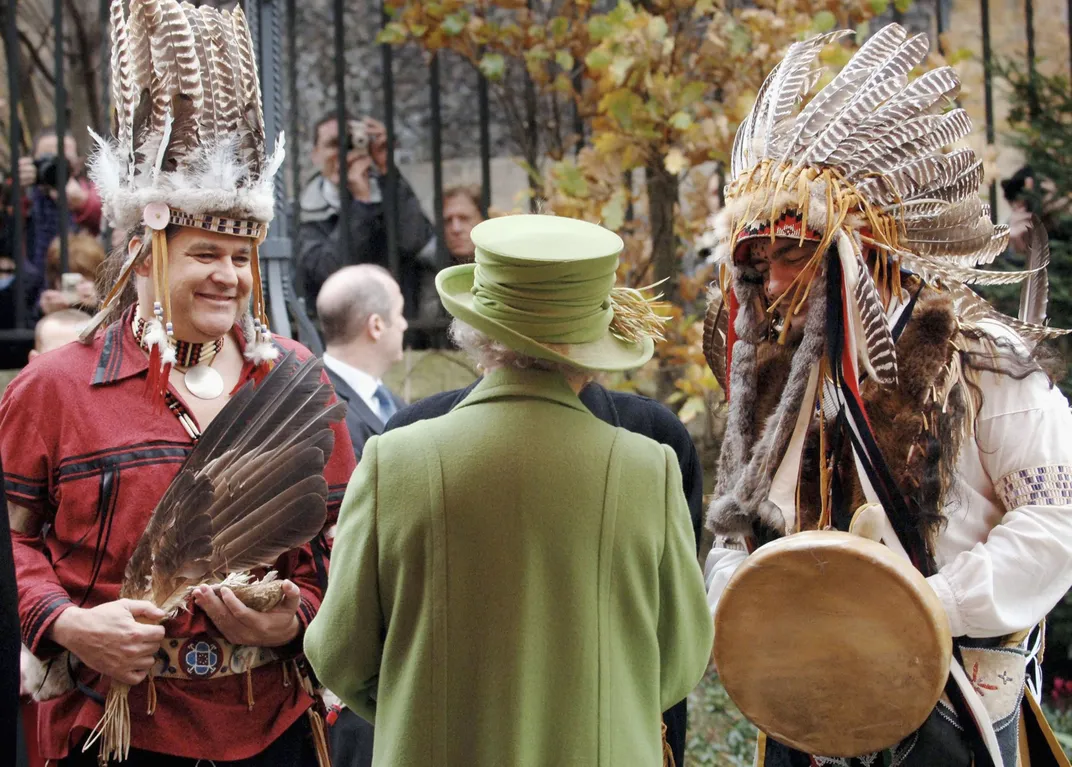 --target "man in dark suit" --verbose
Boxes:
[384,374,704,767]
[317,264,407,463]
